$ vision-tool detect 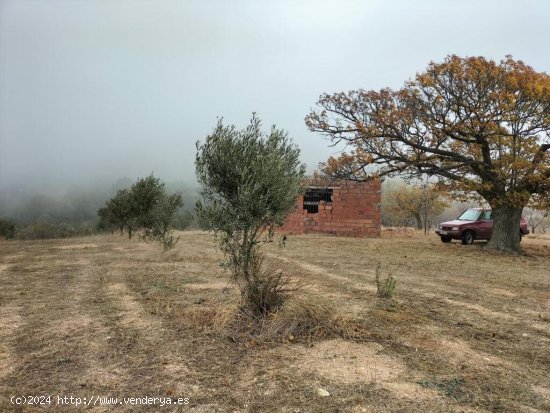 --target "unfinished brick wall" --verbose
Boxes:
[279,178,381,237]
